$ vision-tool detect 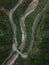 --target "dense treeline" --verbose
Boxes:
[0,12,13,64]
[31,6,49,65]
[0,0,18,9]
